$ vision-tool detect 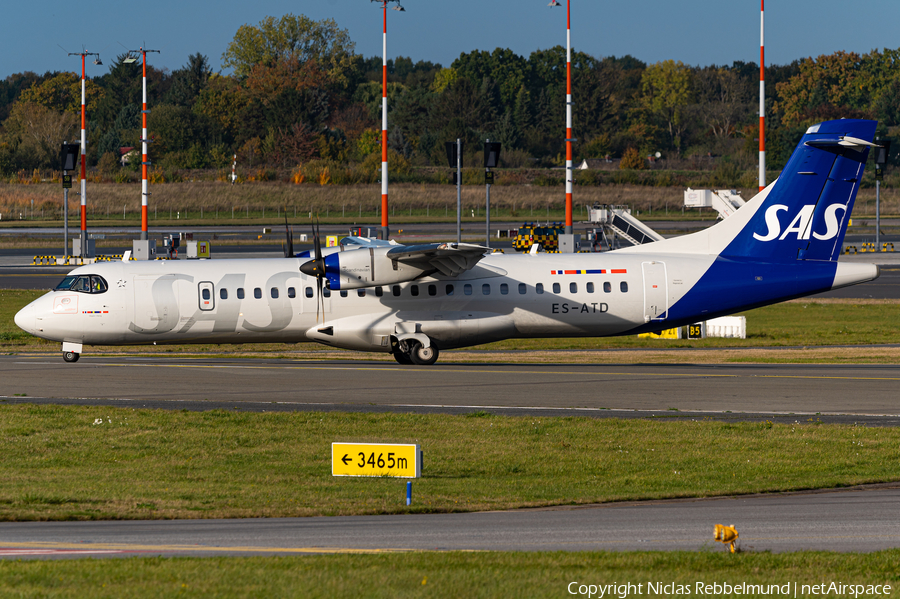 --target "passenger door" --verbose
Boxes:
[198,281,215,312]
[641,261,668,322]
